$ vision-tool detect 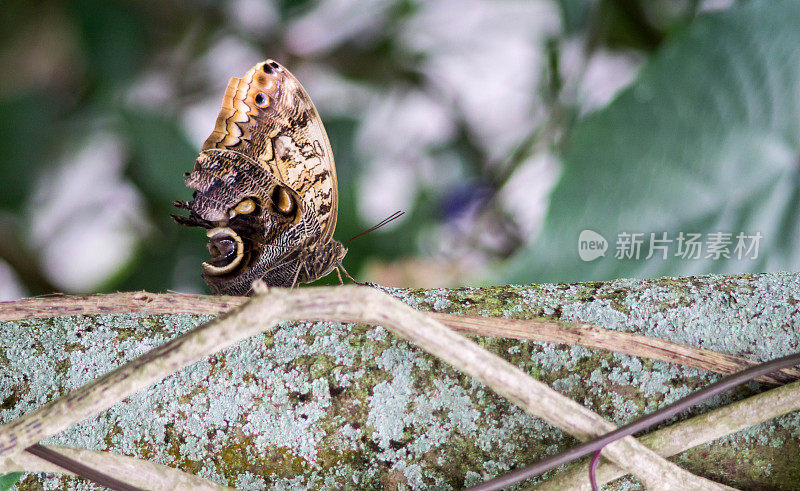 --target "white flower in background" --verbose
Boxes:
[28,134,146,291]
[198,36,265,90]
[0,262,26,301]
[498,152,561,239]
[400,0,561,160]
[284,0,395,55]
[126,70,175,111]
[227,0,279,36]
[356,88,457,223]
[699,0,735,12]
[358,89,455,160]
[183,96,229,148]
[182,36,265,147]
[559,38,644,116]
[290,62,376,118]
